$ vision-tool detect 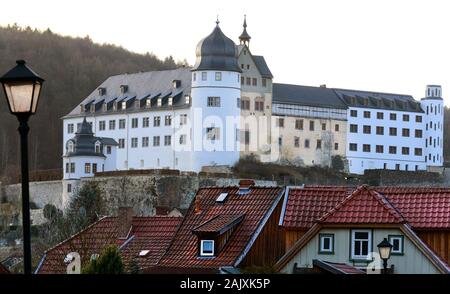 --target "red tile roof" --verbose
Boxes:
[156,186,284,271]
[313,259,365,274]
[318,186,406,224]
[192,214,244,235]
[281,186,450,229]
[36,216,181,274]
[0,263,10,274]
